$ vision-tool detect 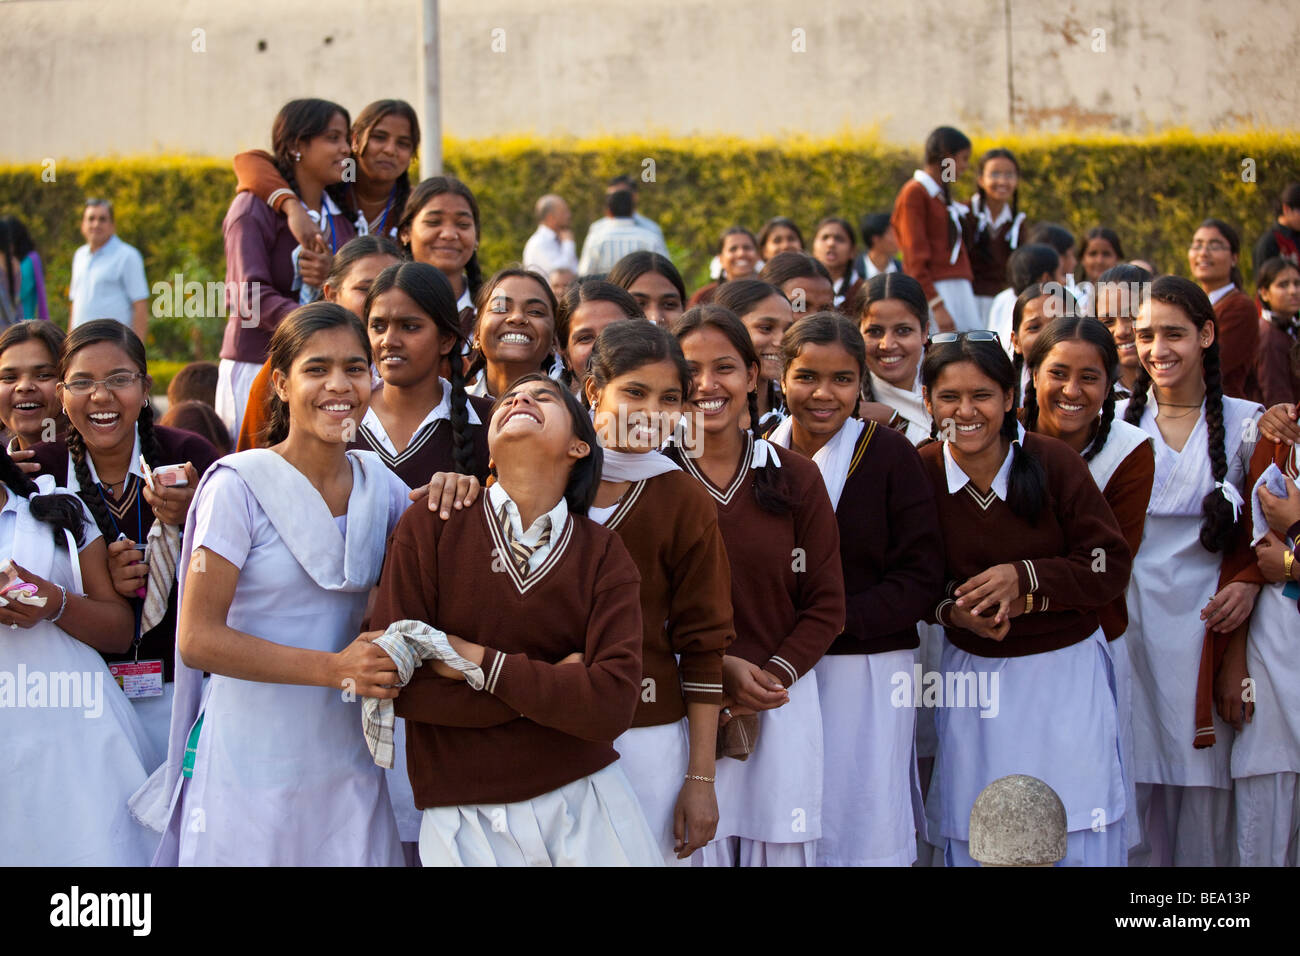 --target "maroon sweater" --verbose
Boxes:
[919,432,1132,657]
[891,178,973,301]
[347,394,494,488]
[668,436,844,686]
[369,495,645,808]
[1214,288,1261,401]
